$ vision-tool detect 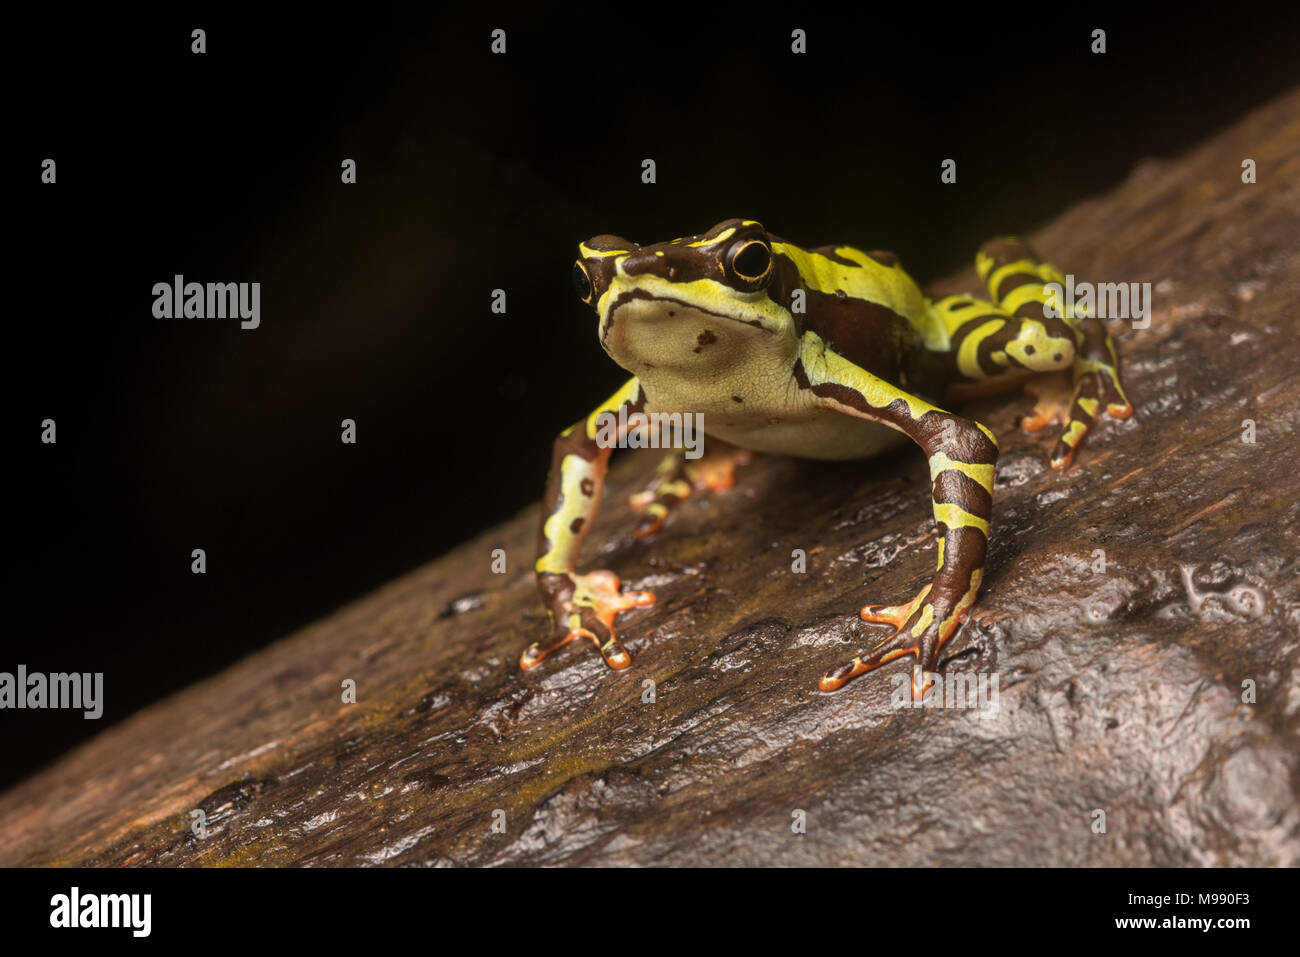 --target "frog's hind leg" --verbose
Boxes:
[932,290,1075,386]
[629,442,753,539]
[1048,314,1134,468]
[972,237,1134,468]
